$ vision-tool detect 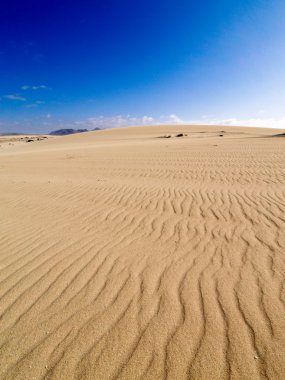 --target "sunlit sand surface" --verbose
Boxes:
[1,125,285,379]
